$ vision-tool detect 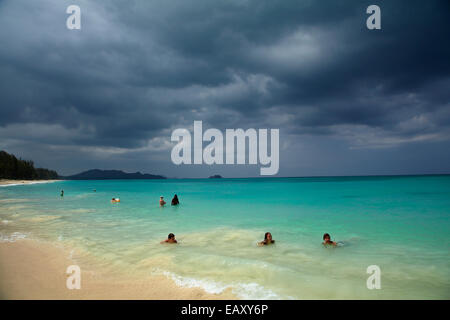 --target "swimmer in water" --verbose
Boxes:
[258,232,275,246]
[322,233,337,246]
[60,190,64,197]
[160,233,177,244]
[171,194,179,206]
[159,196,166,206]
